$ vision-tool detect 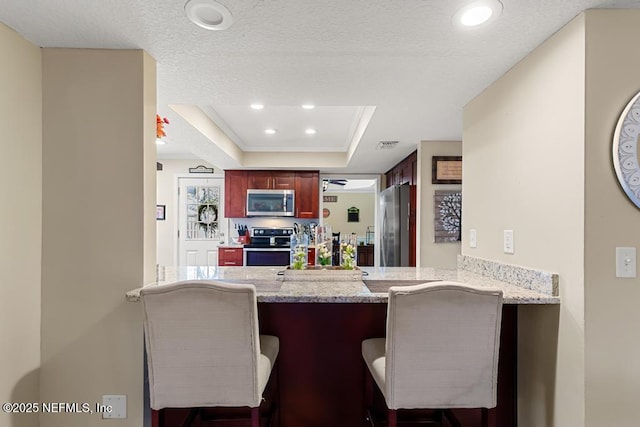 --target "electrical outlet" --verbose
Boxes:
[102,395,126,419]
[616,247,637,278]
[469,229,477,248]
[503,230,514,254]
